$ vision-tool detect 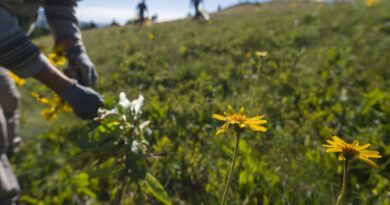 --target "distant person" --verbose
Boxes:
[0,0,103,204]
[191,0,210,21]
[151,14,158,23]
[137,0,148,25]
[192,0,202,18]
